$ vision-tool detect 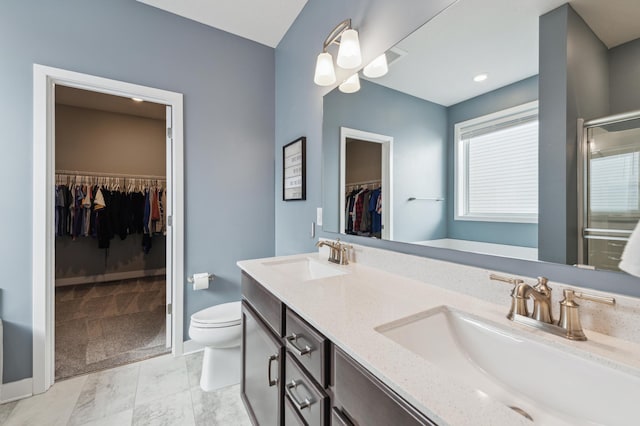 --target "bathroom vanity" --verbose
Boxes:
[237,246,640,425]
[240,270,432,426]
